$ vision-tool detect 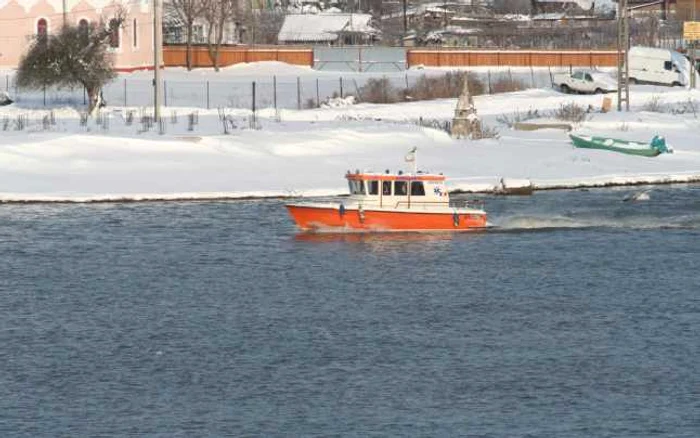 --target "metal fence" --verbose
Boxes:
[2,66,604,111]
[313,47,407,72]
